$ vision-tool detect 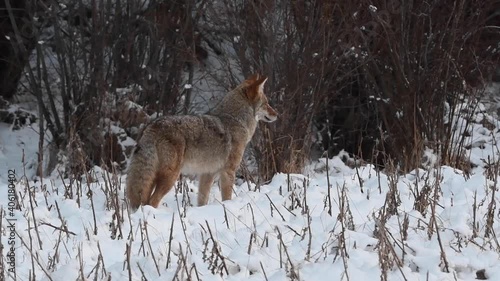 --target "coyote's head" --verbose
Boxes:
[243,74,278,123]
